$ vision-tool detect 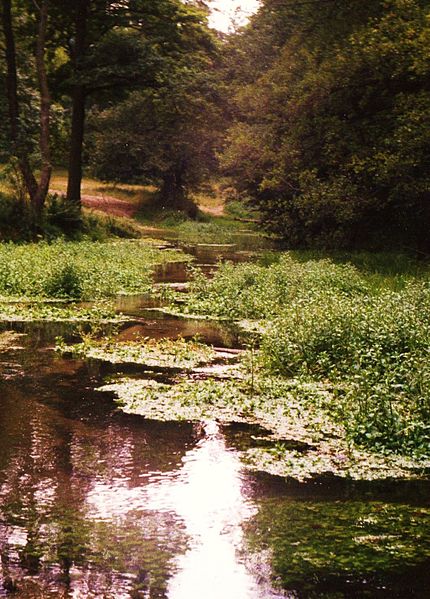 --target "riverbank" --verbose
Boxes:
[46,241,430,481]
